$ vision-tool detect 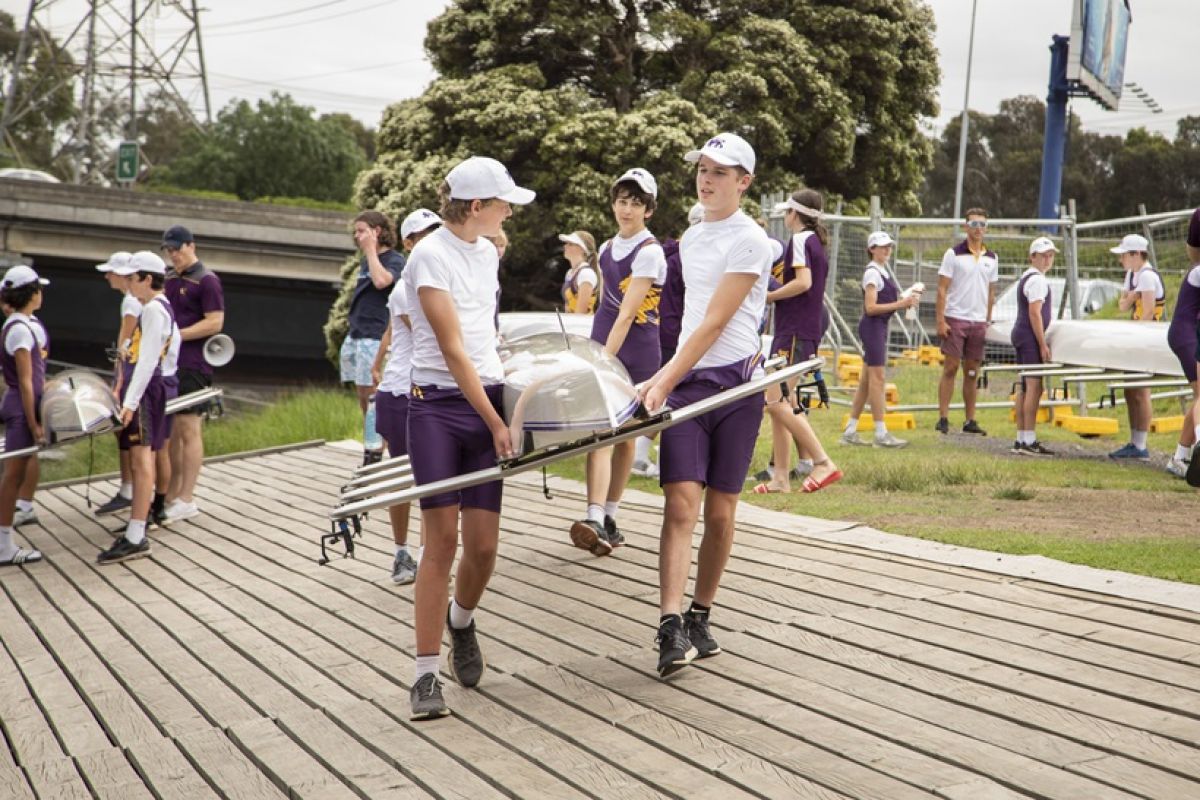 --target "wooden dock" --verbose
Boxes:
[3,441,1199,799]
